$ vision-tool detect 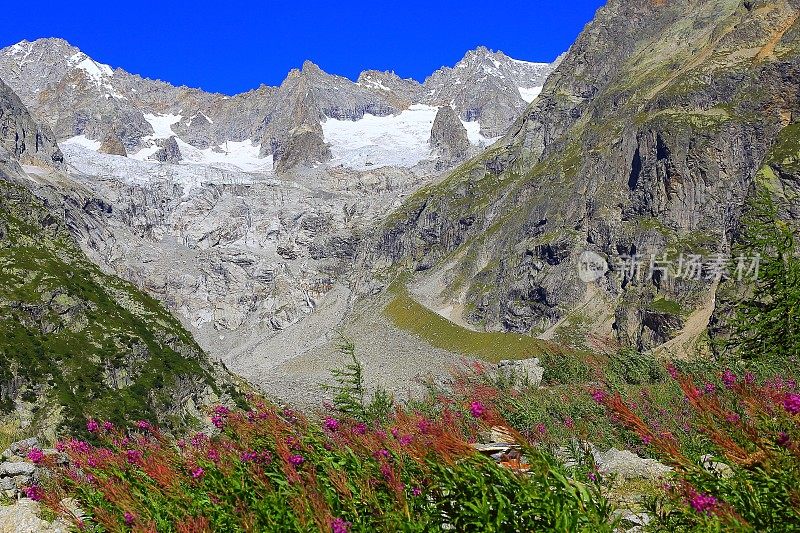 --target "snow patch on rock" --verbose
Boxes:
[323,104,493,170]
[518,86,543,103]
